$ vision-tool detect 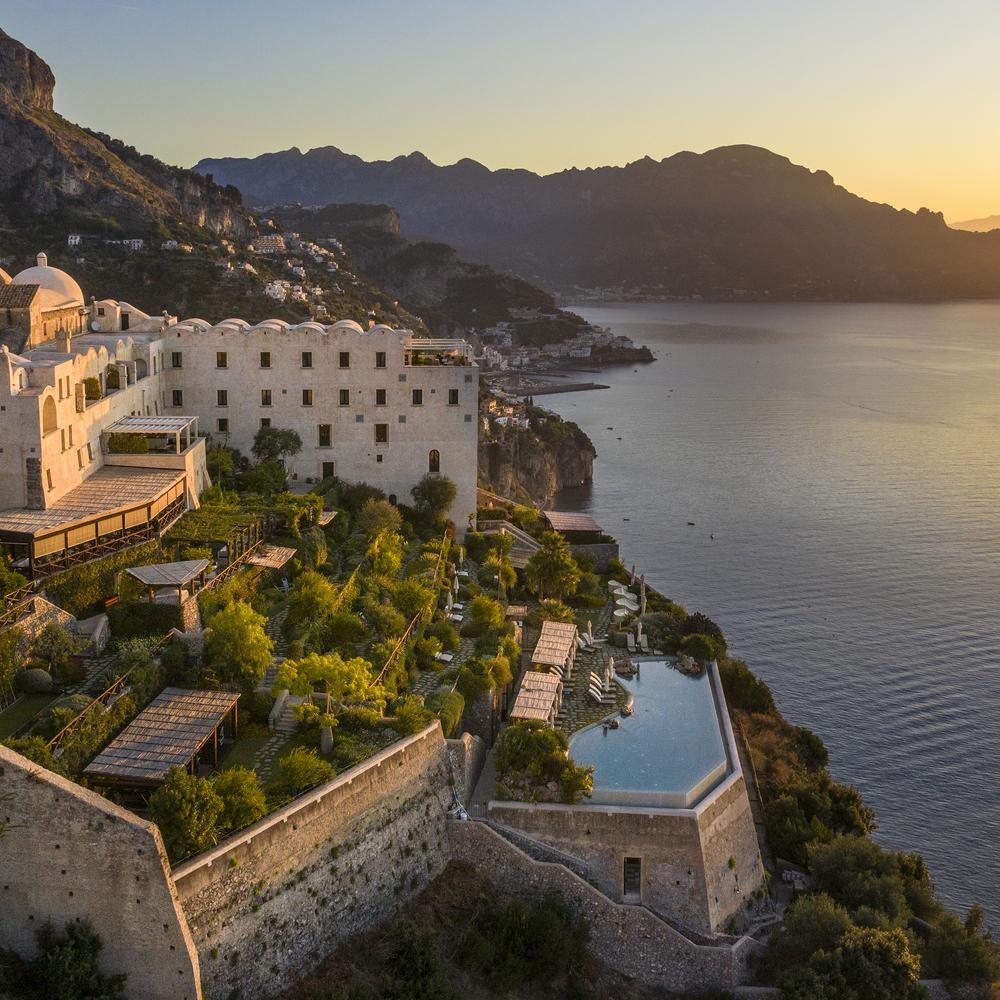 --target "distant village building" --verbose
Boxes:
[252,235,286,255]
[263,282,287,302]
[123,238,144,252]
[67,234,82,247]
[160,240,179,251]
